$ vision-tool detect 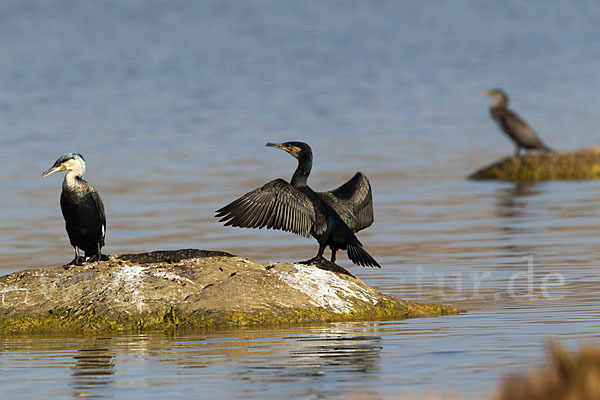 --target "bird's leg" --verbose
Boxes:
[87,244,107,262]
[76,247,86,265]
[316,243,325,259]
[301,244,327,265]
[68,247,84,266]
[515,146,521,156]
[96,243,108,261]
[330,248,337,263]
